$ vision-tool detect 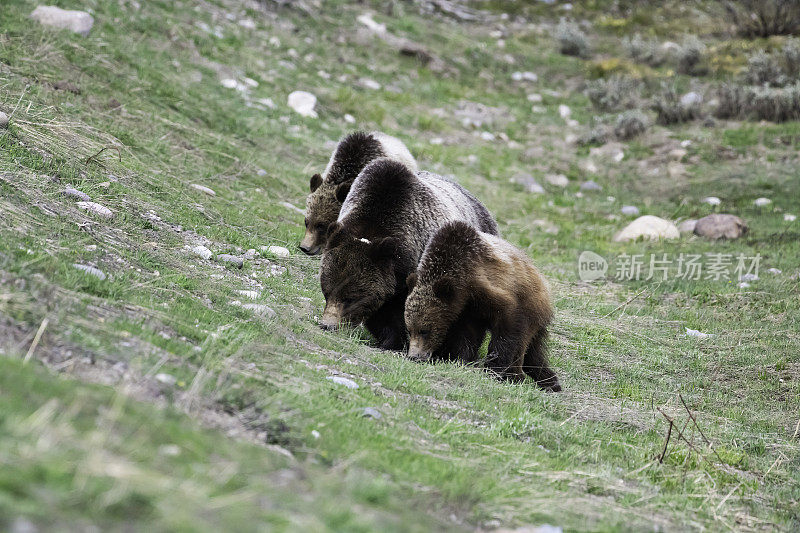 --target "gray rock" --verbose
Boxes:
[76,201,113,219]
[620,205,640,216]
[239,303,276,317]
[72,263,106,280]
[693,214,748,240]
[0,111,8,129]
[678,219,697,233]
[545,173,569,187]
[190,245,212,260]
[155,373,177,386]
[680,91,702,106]
[216,254,244,268]
[190,183,216,196]
[63,187,90,201]
[10,517,38,533]
[511,173,545,194]
[31,6,94,36]
[327,376,359,389]
[362,407,382,419]
[580,180,602,191]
